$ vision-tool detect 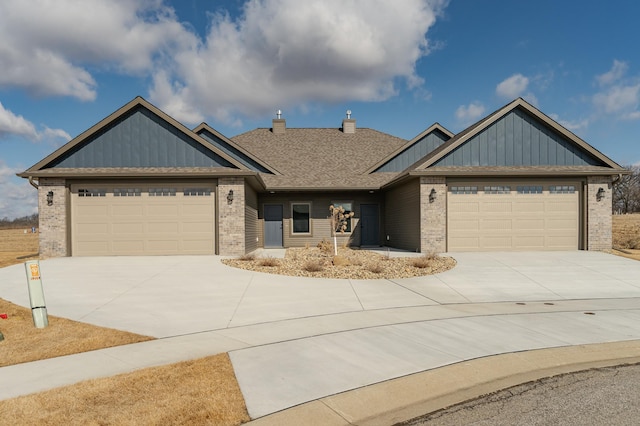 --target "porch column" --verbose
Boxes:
[587,176,613,251]
[420,176,447,253]
[38,178,69,258]
[218,177,246,256]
